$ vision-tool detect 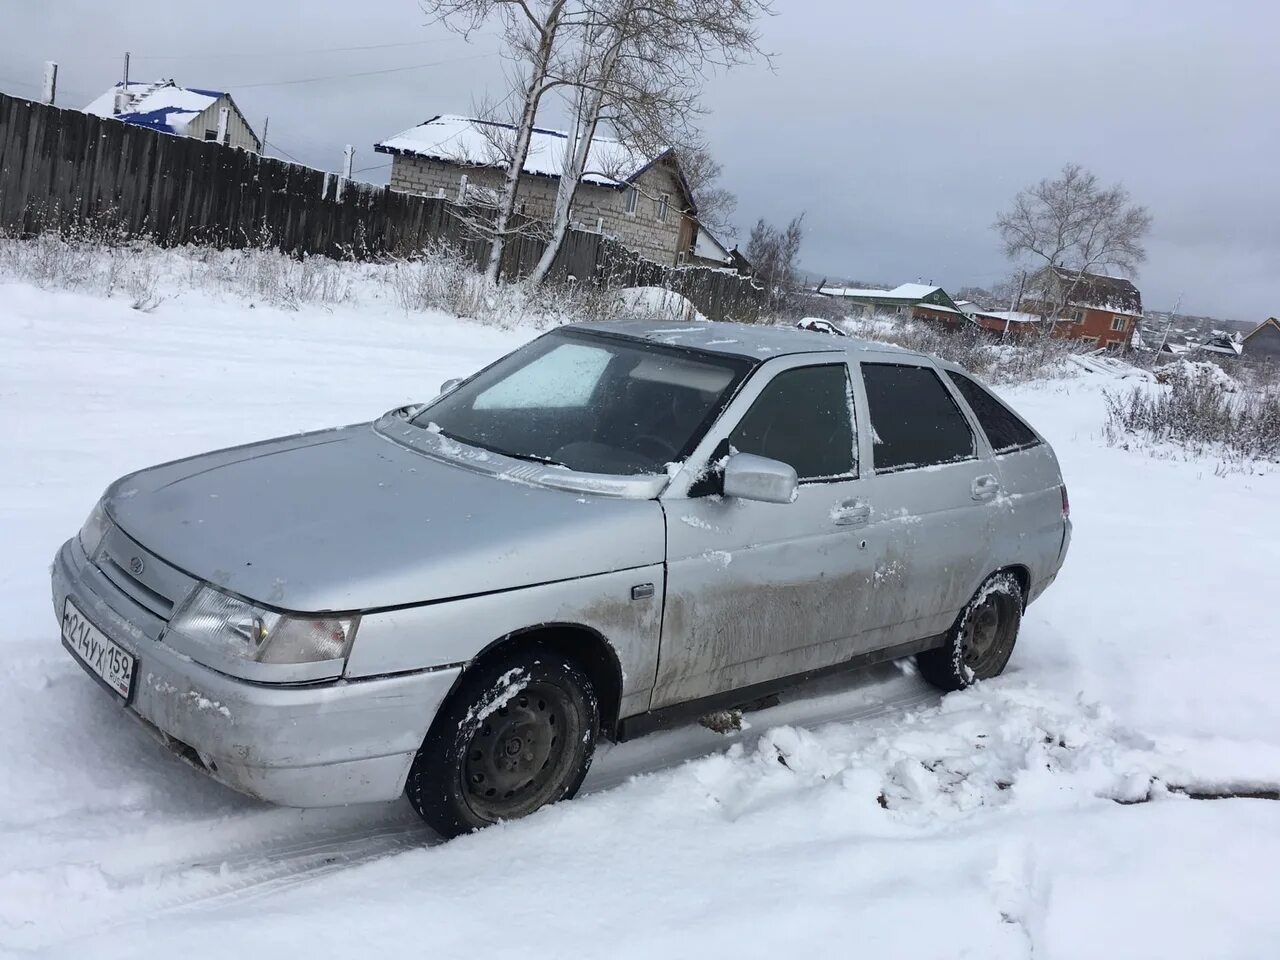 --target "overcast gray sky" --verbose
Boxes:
[5,0,1276,321]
